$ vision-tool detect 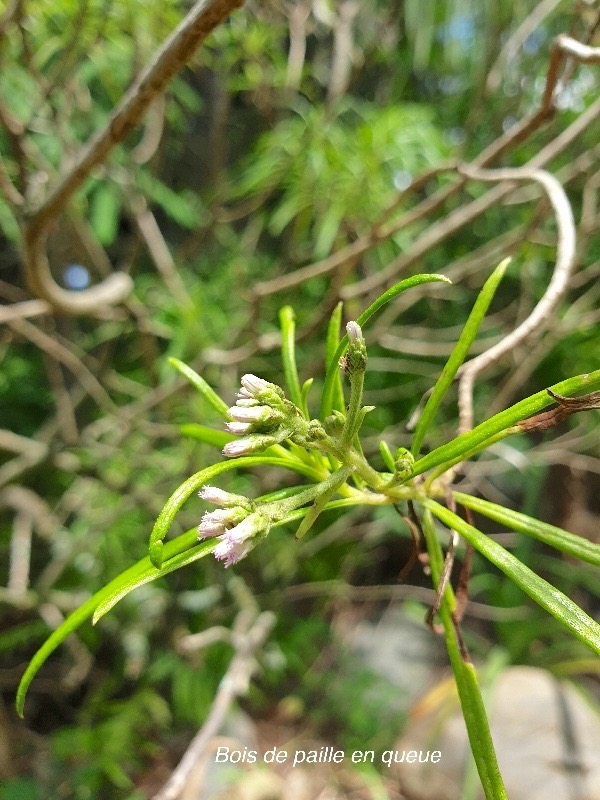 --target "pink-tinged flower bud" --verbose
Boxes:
[240,374,271,397]
[213,537,255,567]
[346,321,363,342]
[226,421,252,435]
[342,320,367,375]
[211,513,262,566]
[225,515,256,543]
[198,507,246,538]
[222,435,277,458]
[199,486,252,509]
